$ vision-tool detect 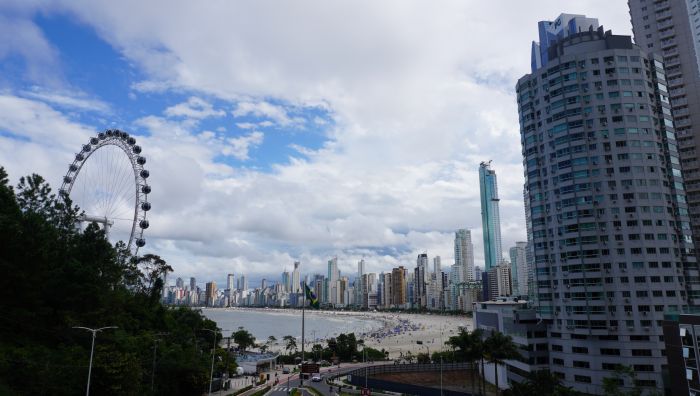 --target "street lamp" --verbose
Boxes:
[151,332,169,393]
[201,329,219,396]
[72,326,118,396]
